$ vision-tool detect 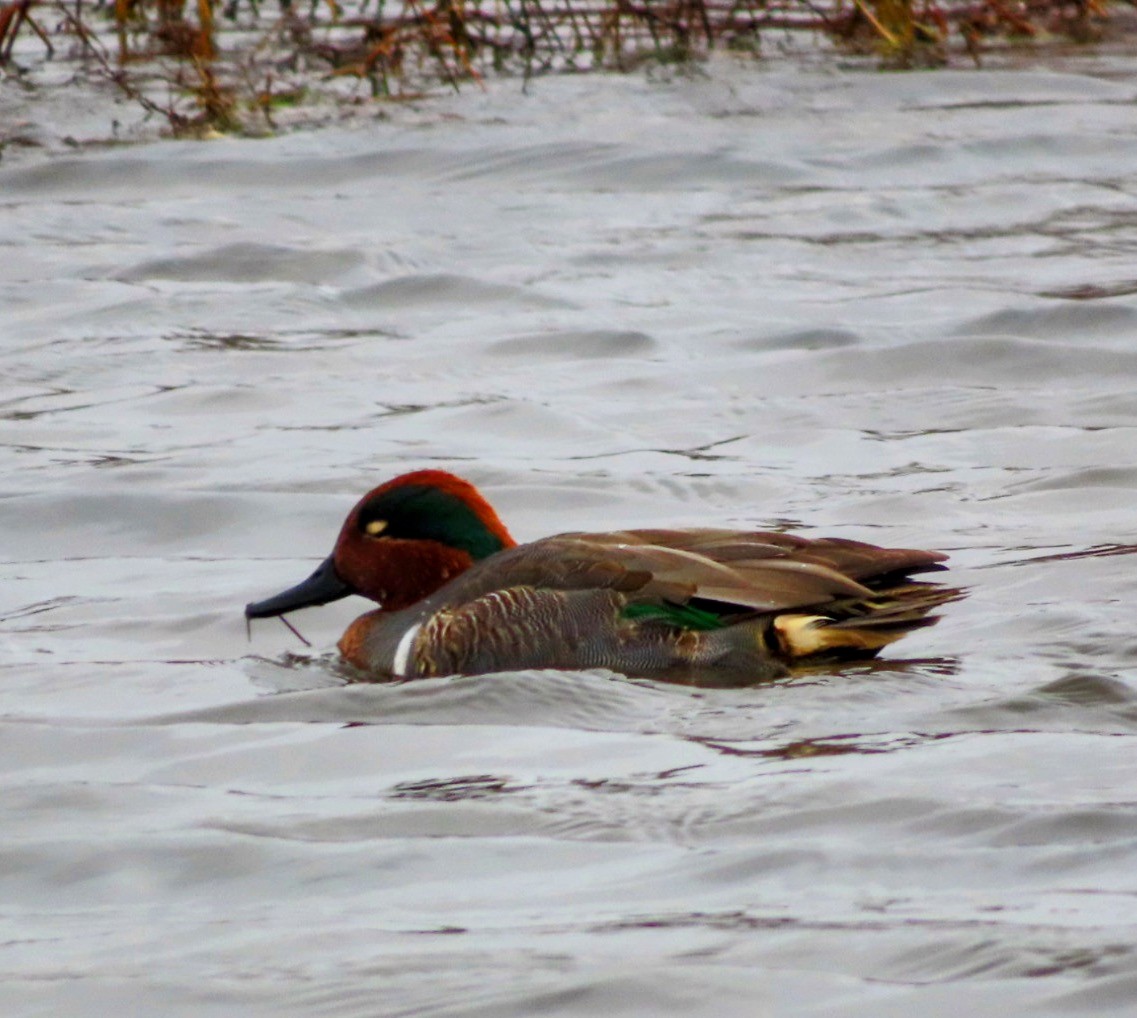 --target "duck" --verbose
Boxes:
[245,469,959,685]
